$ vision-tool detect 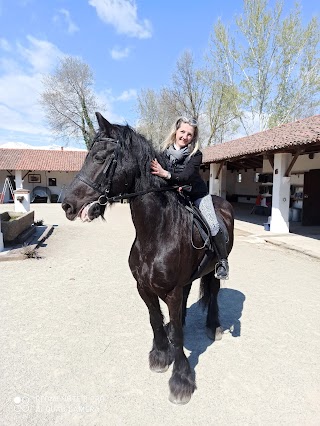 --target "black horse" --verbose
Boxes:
[62,113,234,404]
